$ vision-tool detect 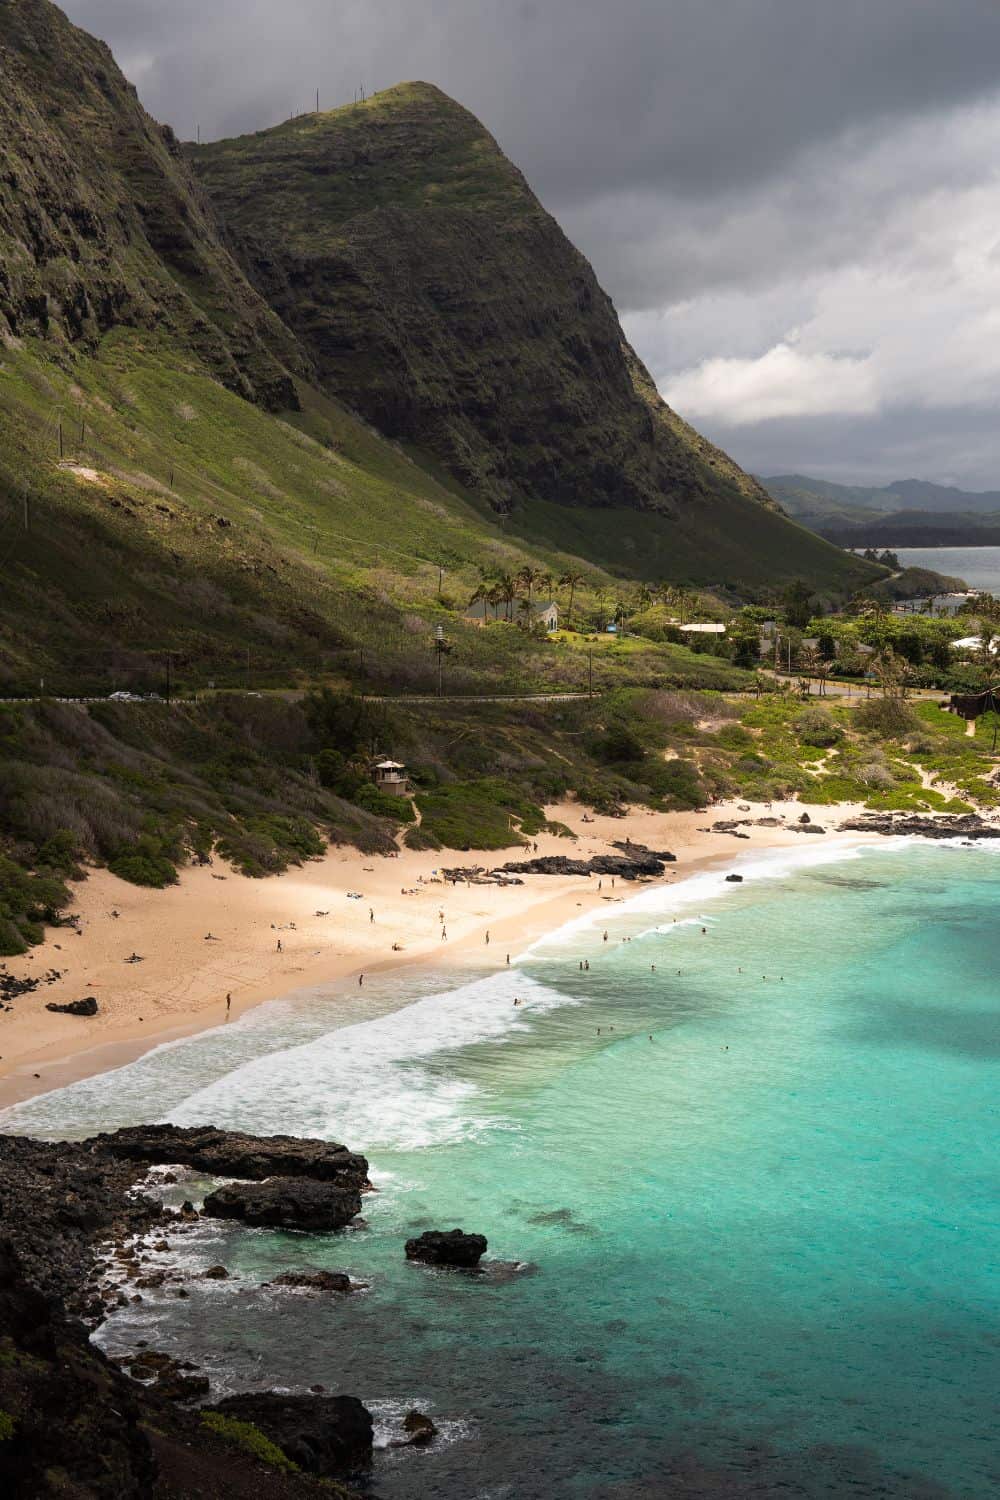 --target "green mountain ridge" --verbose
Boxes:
[765,473,1000,521]
[764,473,1000,548]
[188,83,869,588]
[0,0,877,715]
